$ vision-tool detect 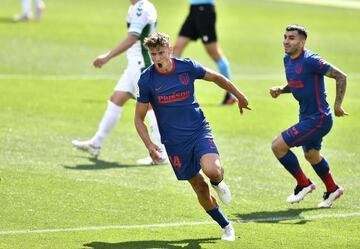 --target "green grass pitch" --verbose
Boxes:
[1,0,360,248]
